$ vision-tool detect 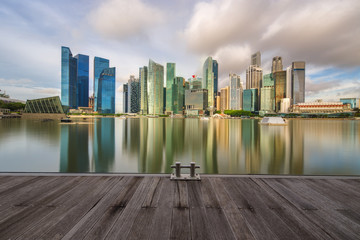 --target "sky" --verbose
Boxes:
[0,0,359,112]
